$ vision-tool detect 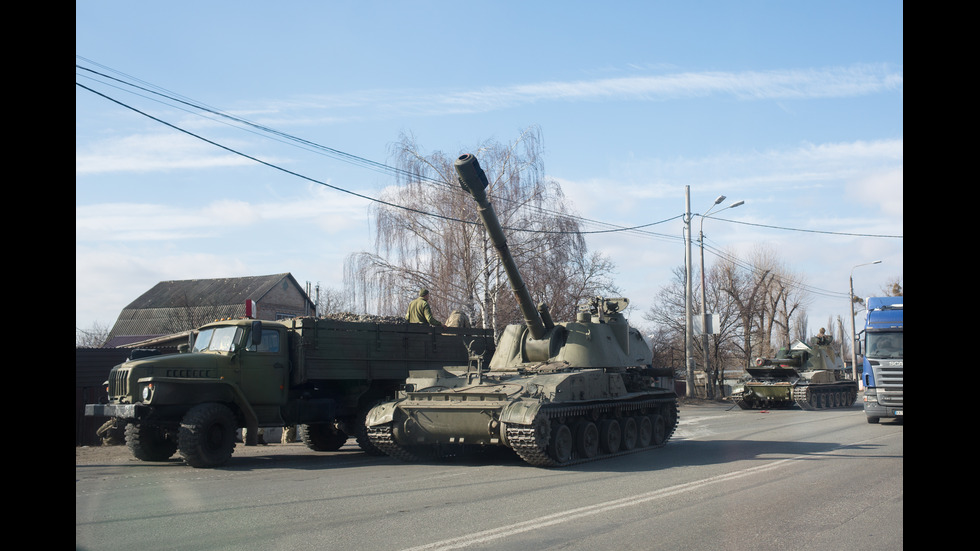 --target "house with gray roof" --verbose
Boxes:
[104,273,315,348]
